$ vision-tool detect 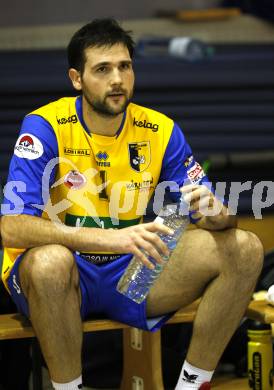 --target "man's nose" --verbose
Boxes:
[110,68,122,85]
